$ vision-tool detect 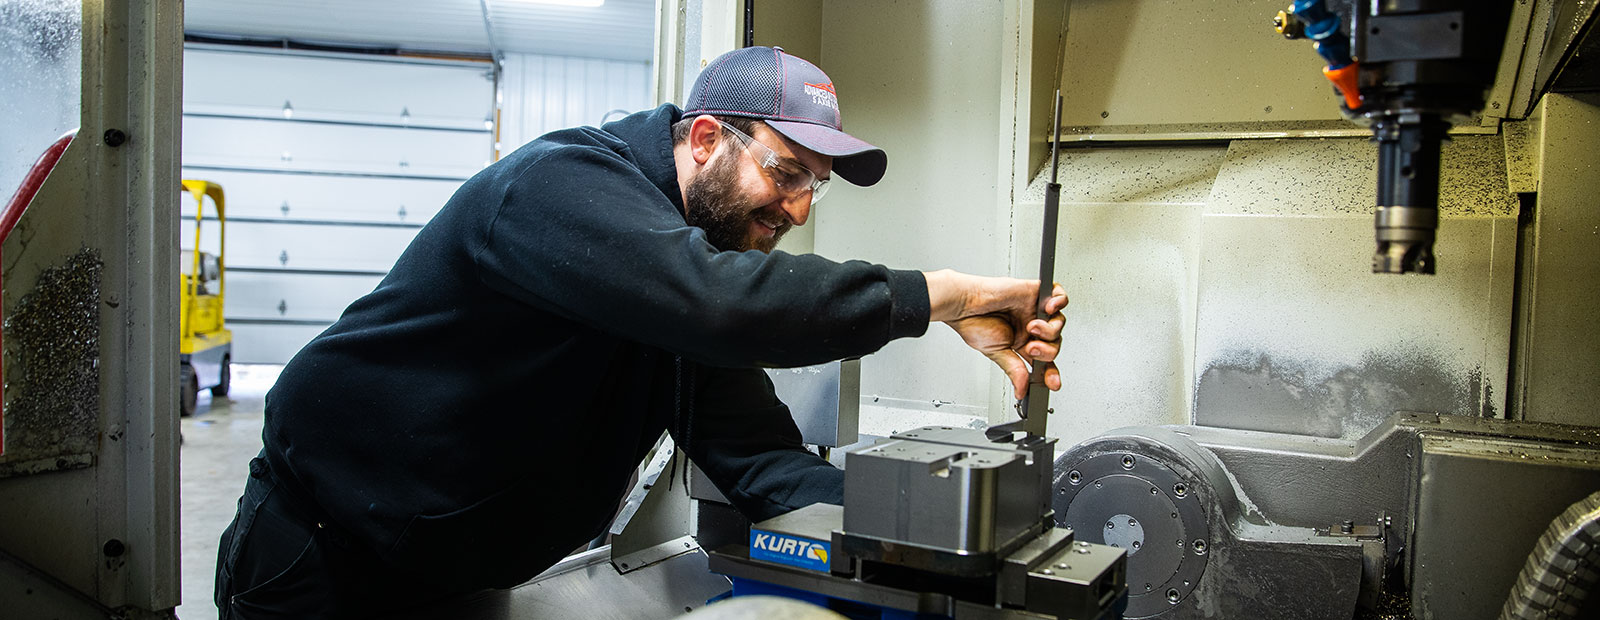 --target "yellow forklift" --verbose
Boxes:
[179,180,232,417]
